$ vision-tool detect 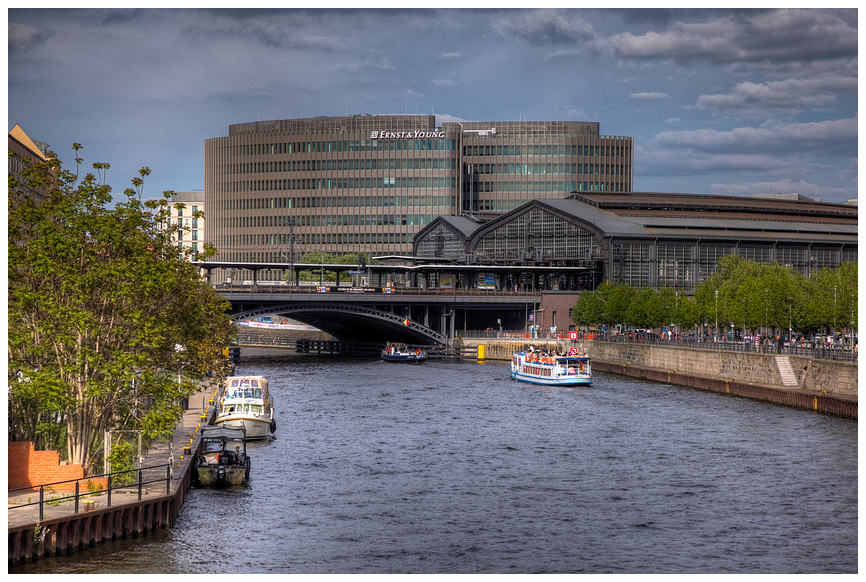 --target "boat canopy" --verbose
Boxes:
[201,426,246,442]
